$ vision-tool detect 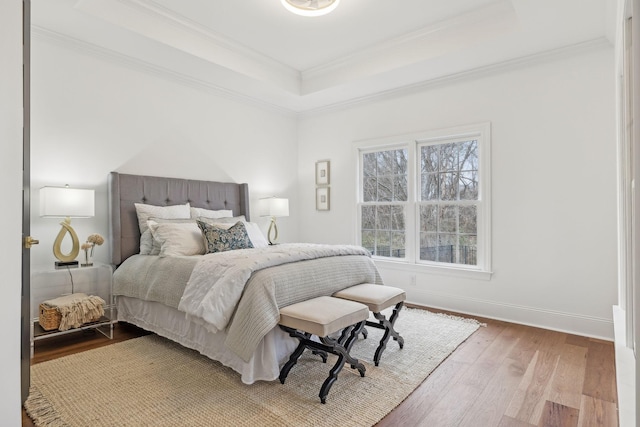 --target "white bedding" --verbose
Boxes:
[116,296,298,384]
[179,243,373,332]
